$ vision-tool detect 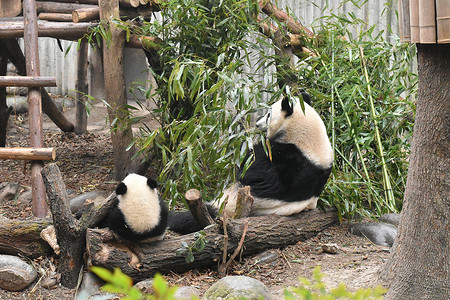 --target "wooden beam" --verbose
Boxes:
[72,7,100,23]
[36,2,97,14]
[0,76,57,87]
[39,12,74,22]
[0,148,56,161]
[35,0,135,8]
[0,21,98,40]
[259,0,314,37]
[23,0,48,218]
